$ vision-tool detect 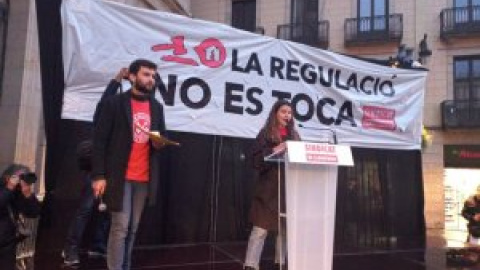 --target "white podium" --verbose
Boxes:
[283,141,353,270]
